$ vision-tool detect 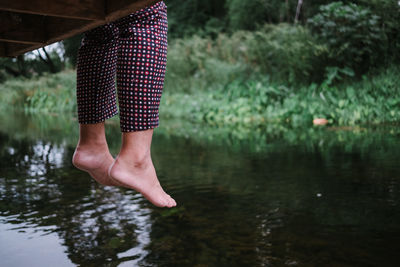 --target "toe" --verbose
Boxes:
[167,195,176,207]
[160,196,170,208]
[163,196,172,208]
[167,198,174,208]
